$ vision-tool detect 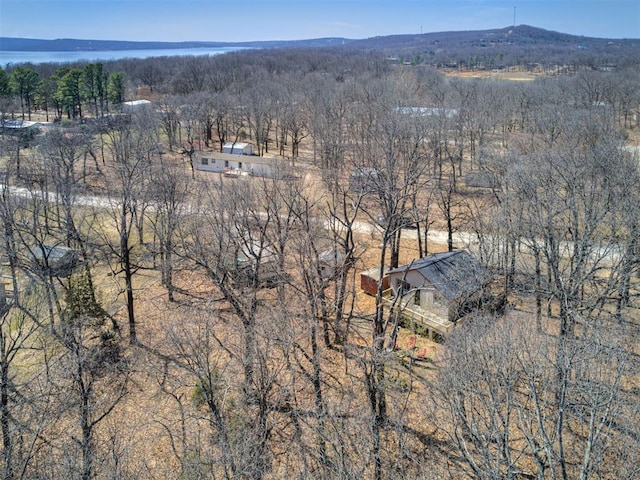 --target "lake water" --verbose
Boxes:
[0,46,249,66]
